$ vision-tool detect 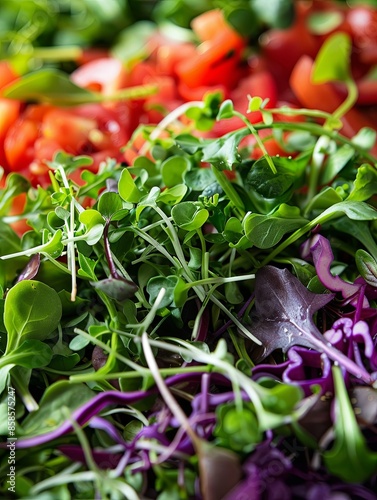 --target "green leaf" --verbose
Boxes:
[214,404,261,452]
[244,206,308,249]
[307,11,343,35]
[225,8,258,37]
[5,340,53,369]
[98,192,123,220]
[111,21,156,63]
[355,249,377,287]
[21,380,94,436]
[78,169,113,199]
[0,173,30,216]
[319,200,377,222]
[259,379,303,415]
[3,69,96,105]
[84,224,104,245]
[223,217,250,249]
[247,96,263,112]
[50,150,93,172]
[217,99,234,120]
[147,275,187,309]
[347,164,377,202]
[246,156,306,213]
[312,32,352,84]
[78,253,97,280]
[330,218,377,261]
[252,0,295,28]
[351,127,377,151]
[323,366,377,482]
[118,168,145,203]
[161,156,190,188]
[225,281,244,305]
[39,230,64,259]
[184,168,216,191]
[158,184,188,205]
[320,144,354,185]
[304,187,344,216]
[202,129,248,170]
[4,280,62,353]
[79,209,105,229]
[171,202,209,231]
